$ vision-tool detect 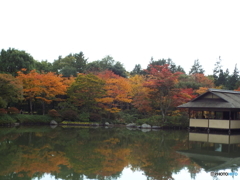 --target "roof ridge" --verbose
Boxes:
[209,88,240,94]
